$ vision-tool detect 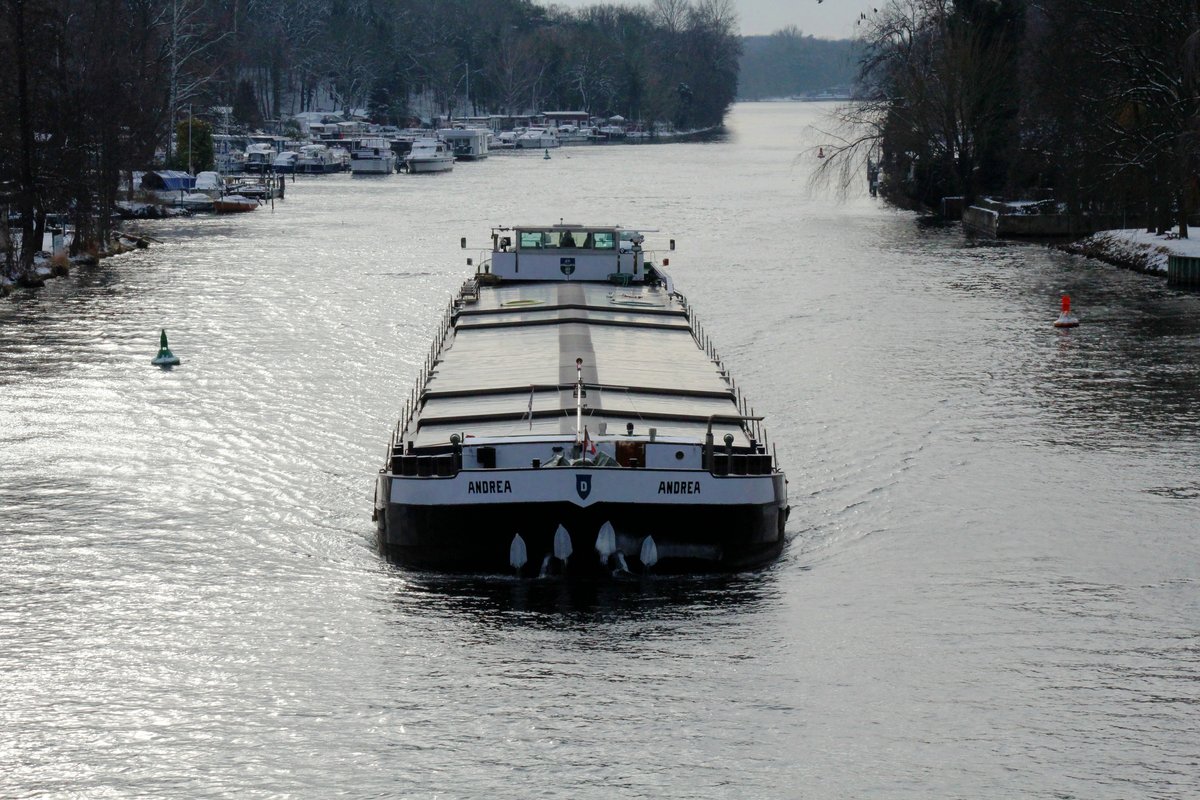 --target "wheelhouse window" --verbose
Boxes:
[516,229,618,251]
[518,231,544,249]
[591,231,615,250]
